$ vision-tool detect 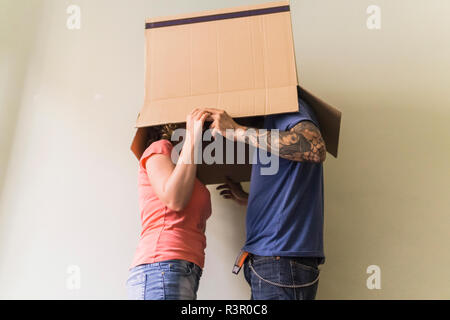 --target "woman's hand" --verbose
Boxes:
[181,108,210,164]
[216,177,249,206]
[185,108,210,147]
